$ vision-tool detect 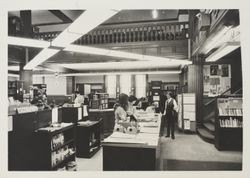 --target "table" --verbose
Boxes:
[102,113,162,171]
